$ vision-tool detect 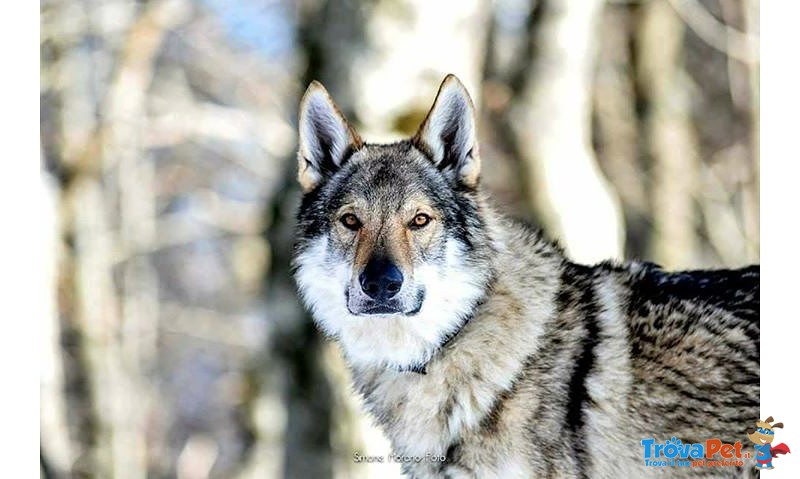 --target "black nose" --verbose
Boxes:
[359,257,404,301]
